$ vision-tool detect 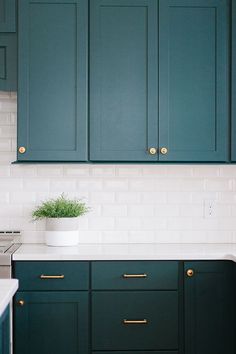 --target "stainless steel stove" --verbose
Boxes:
[0,231,21,278]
